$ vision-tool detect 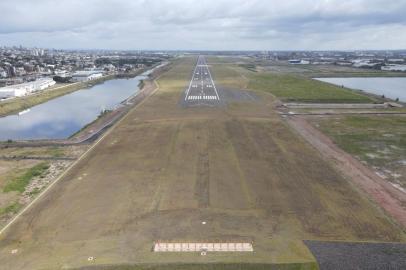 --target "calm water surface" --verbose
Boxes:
[0,75,146,141]
[315,77,406,102]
